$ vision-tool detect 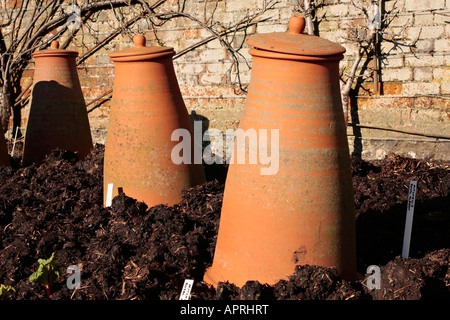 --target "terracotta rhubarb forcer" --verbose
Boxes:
[204,16,356,287]
[103,35,205,207]
[22,41,93,165]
